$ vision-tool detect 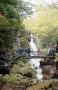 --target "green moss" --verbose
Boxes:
[4,74,19,82]
[10,65,20,74]
[0,74,2,77]
[54,53,58,62]
[17,61,25,67]
[11,62,25,74]
[19,66,33,75]
[19,58,26,63]
[20,79,28,84]
[21,36,29,48]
